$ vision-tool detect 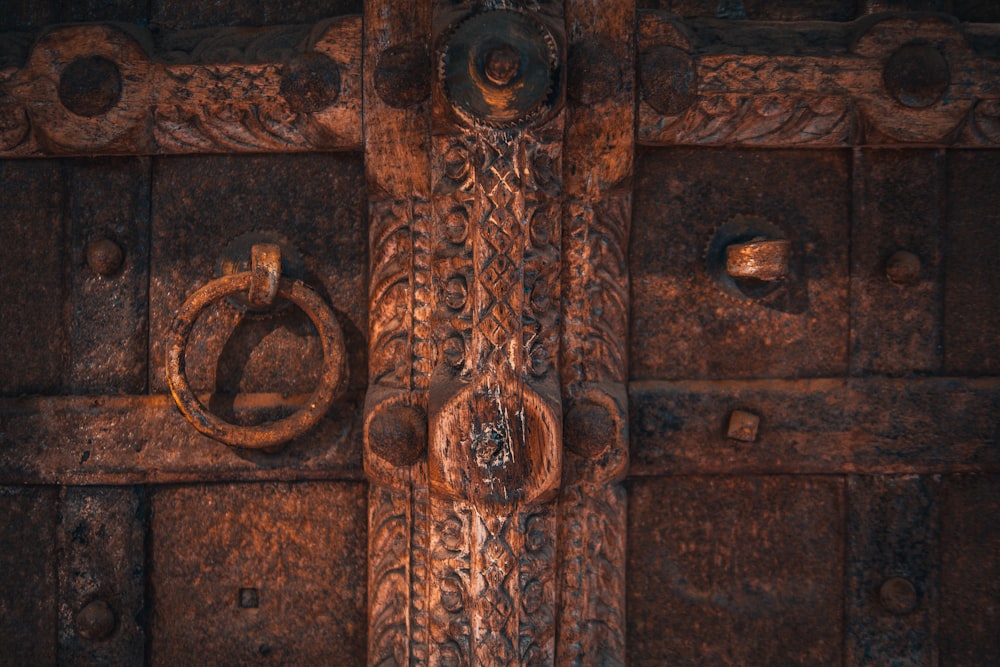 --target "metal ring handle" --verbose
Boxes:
[166,273,347,449]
